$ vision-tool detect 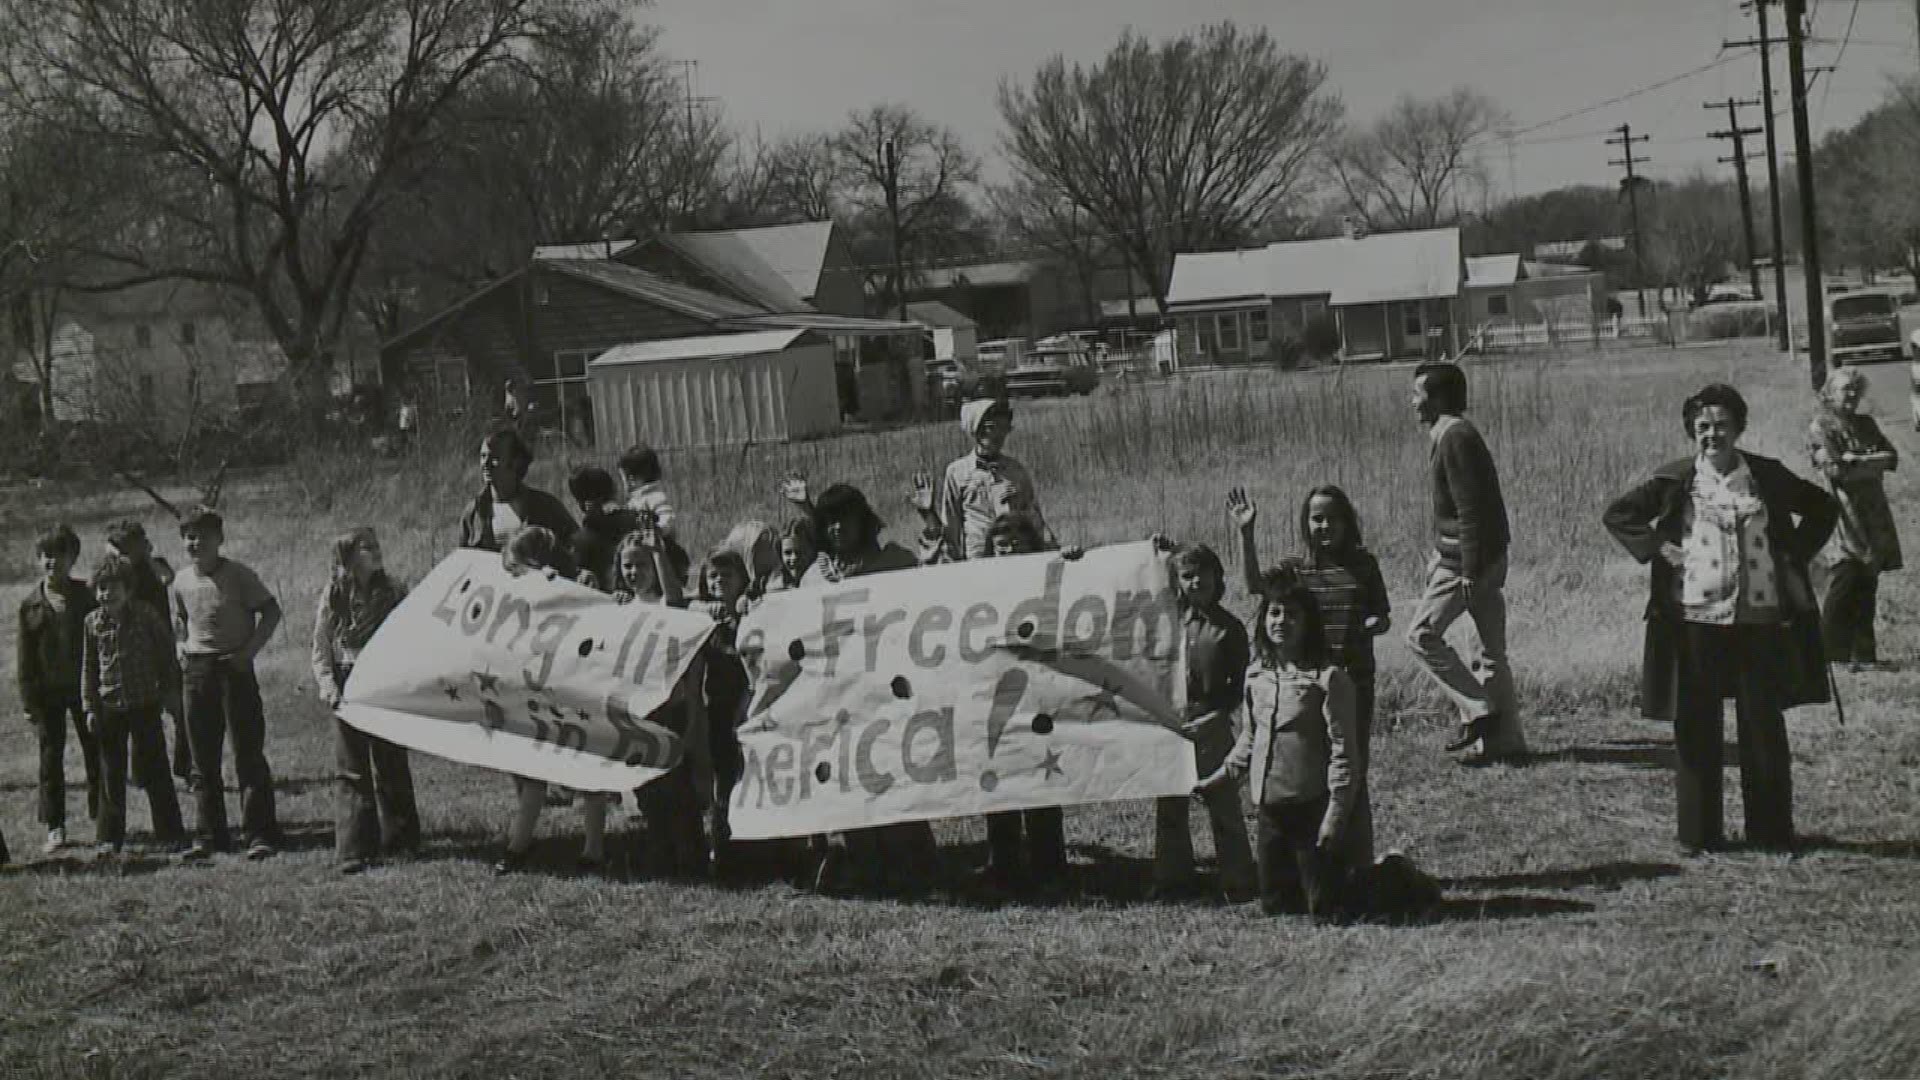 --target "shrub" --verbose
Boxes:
[1686,303,1775,341]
